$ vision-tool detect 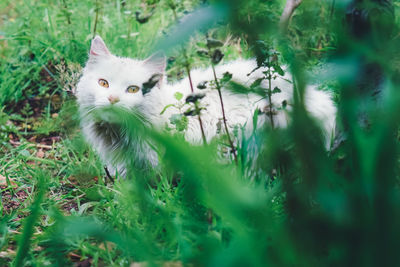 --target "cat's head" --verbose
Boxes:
[76,36,166,111]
